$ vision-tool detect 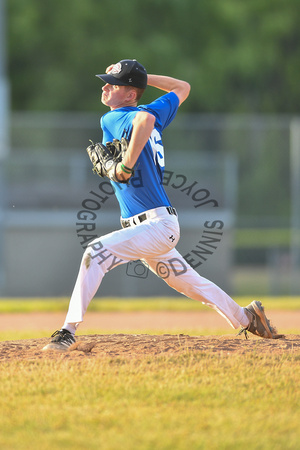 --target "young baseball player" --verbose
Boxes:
[43,59,280,351]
